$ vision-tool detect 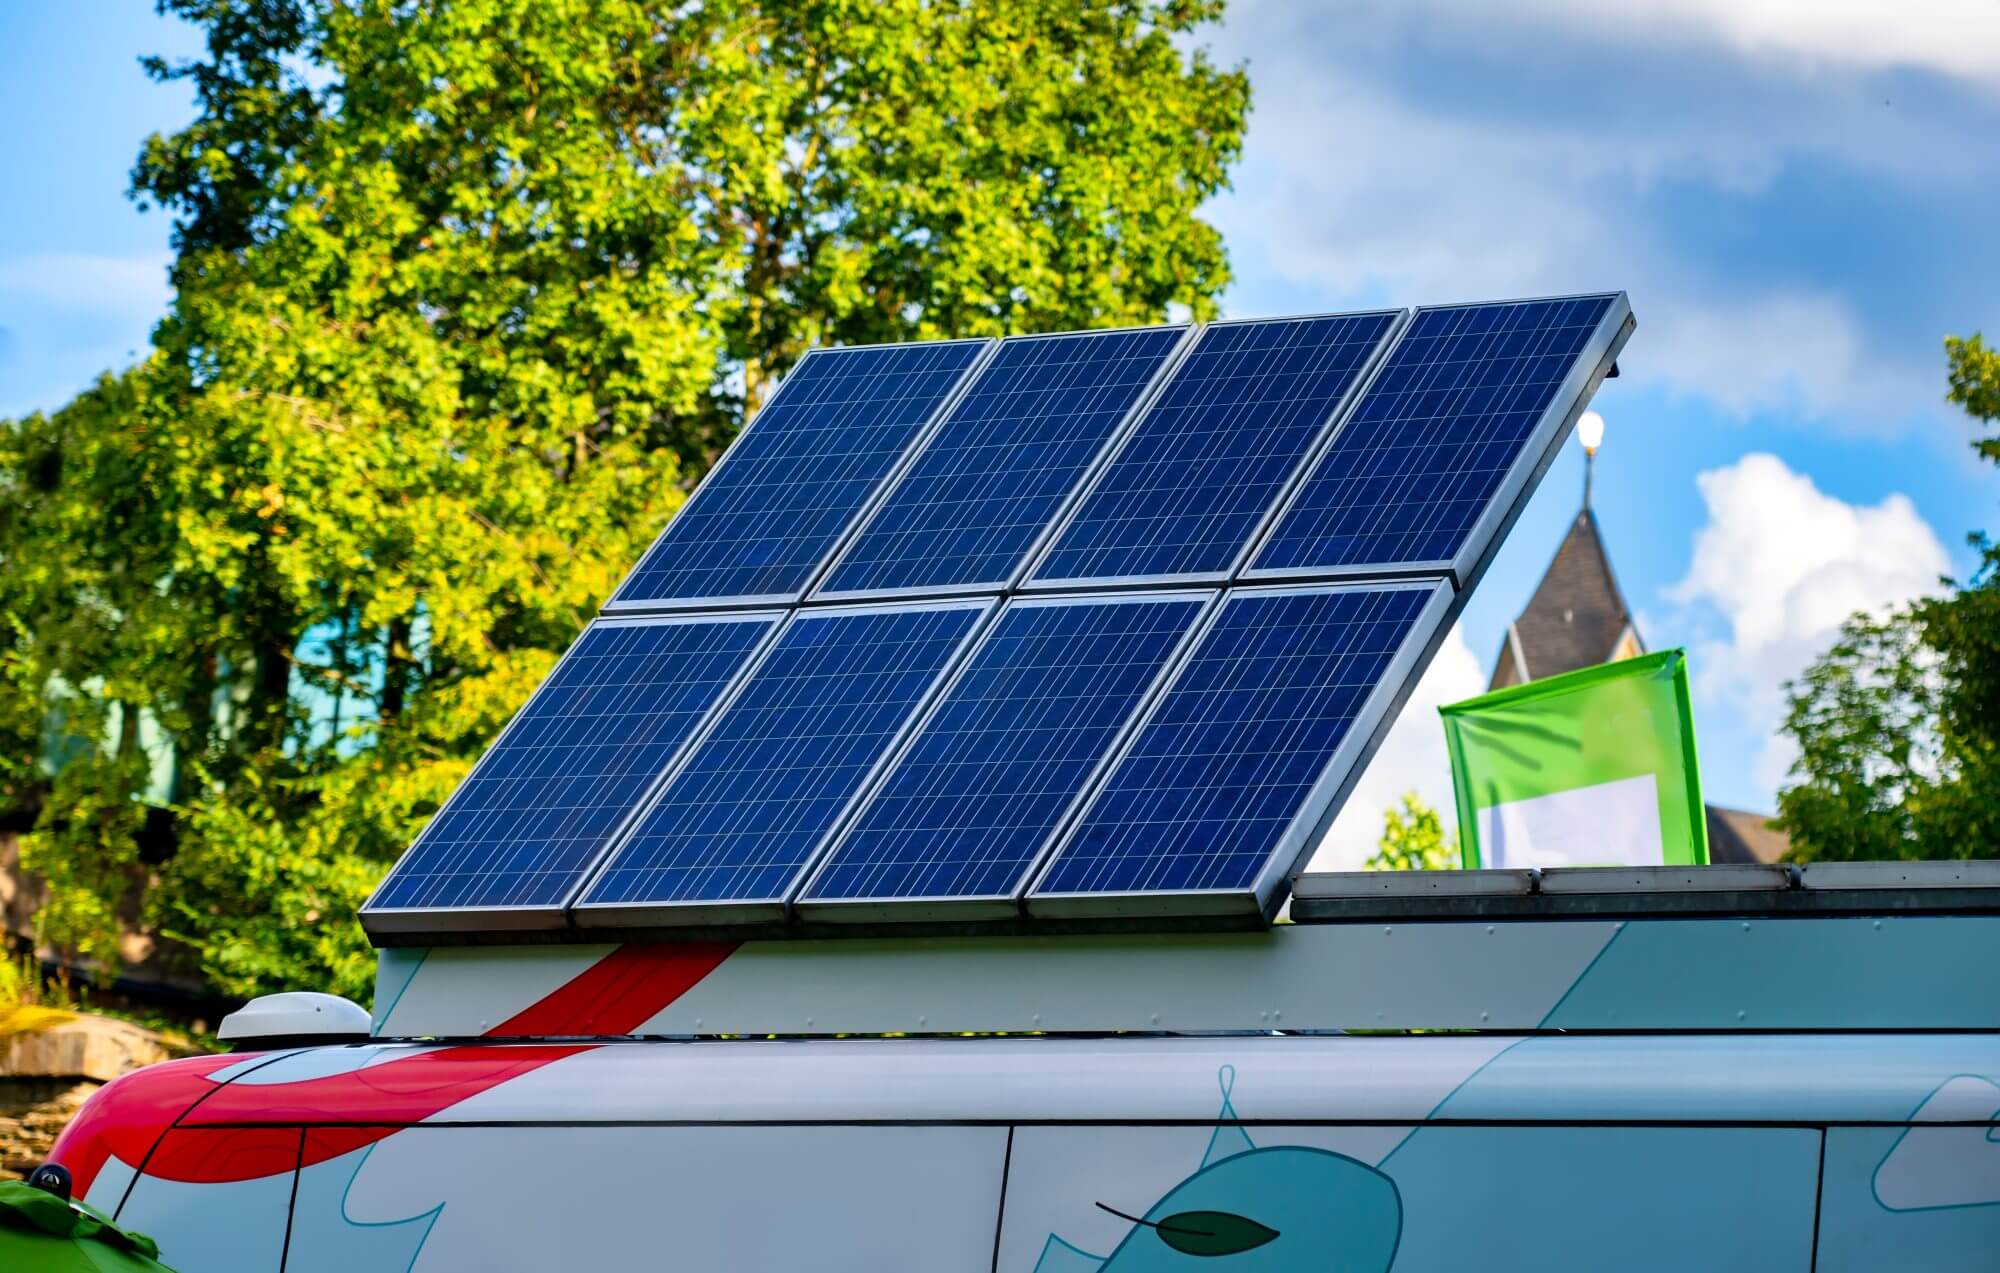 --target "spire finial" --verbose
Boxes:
[1576,411,1605,510]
